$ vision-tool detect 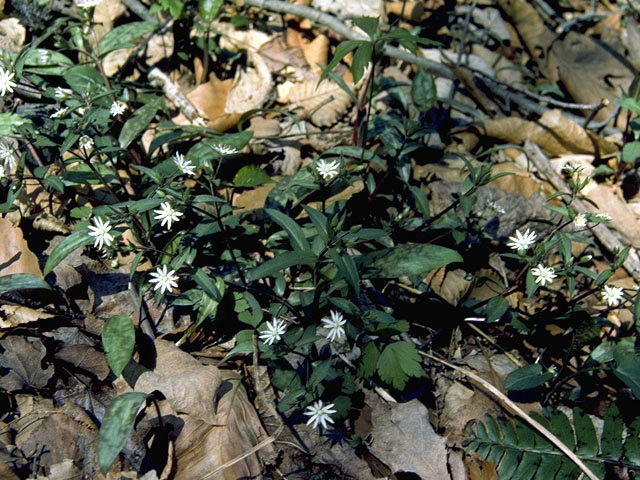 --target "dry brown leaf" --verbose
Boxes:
[213,21,272,52]
[102,47,134,77]
[466,453,499,480]
[0,217,43,277]
[55,344,110,380]
[287,29,329,75]
[172,74,241,132]
[425,268,472,306]
[582,183,640,248]
[233,183,276,213]
[287,79,353,126]
[0,336,54,392]
[146,29,174,66]
[34,459,83,480]
[369,398,451,479]
[0,18,26,53]
[483,109,619,156]
[224,52,273,114]
[0,305,54,328]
